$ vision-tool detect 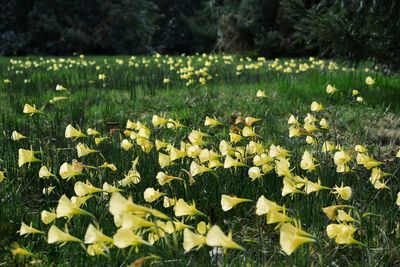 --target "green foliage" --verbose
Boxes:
[282,0,400,71]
